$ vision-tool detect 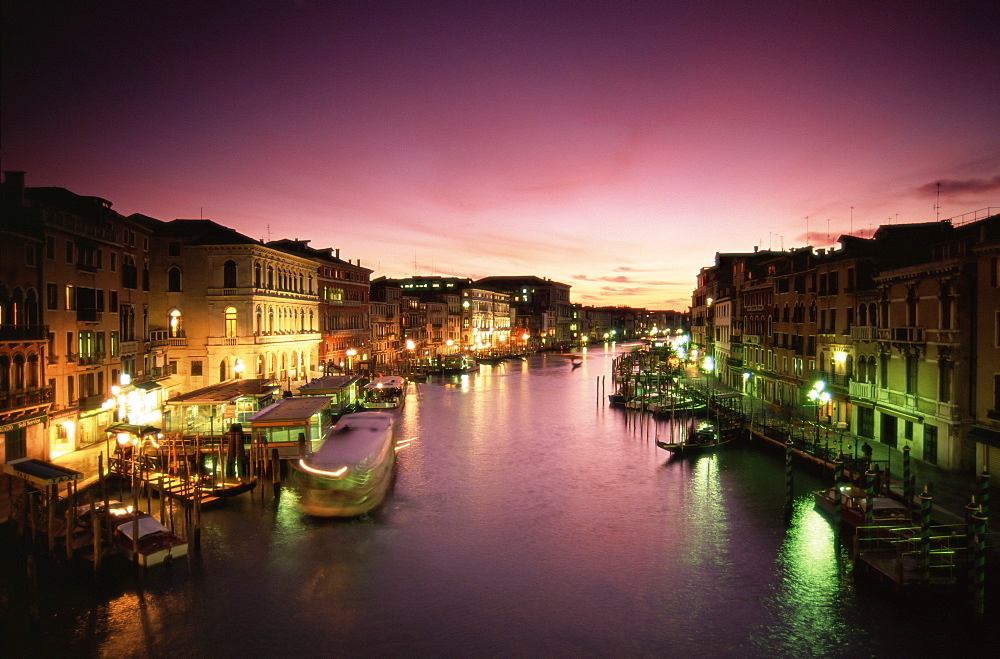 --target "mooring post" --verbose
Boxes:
[833,455,844,536]
[972,509,987,616]
[966,497,979,590]
[902,445,912,509]
[784,438,793,522]
[919,486,932,585]
[865,464,877,527]
[979,471,990,529]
